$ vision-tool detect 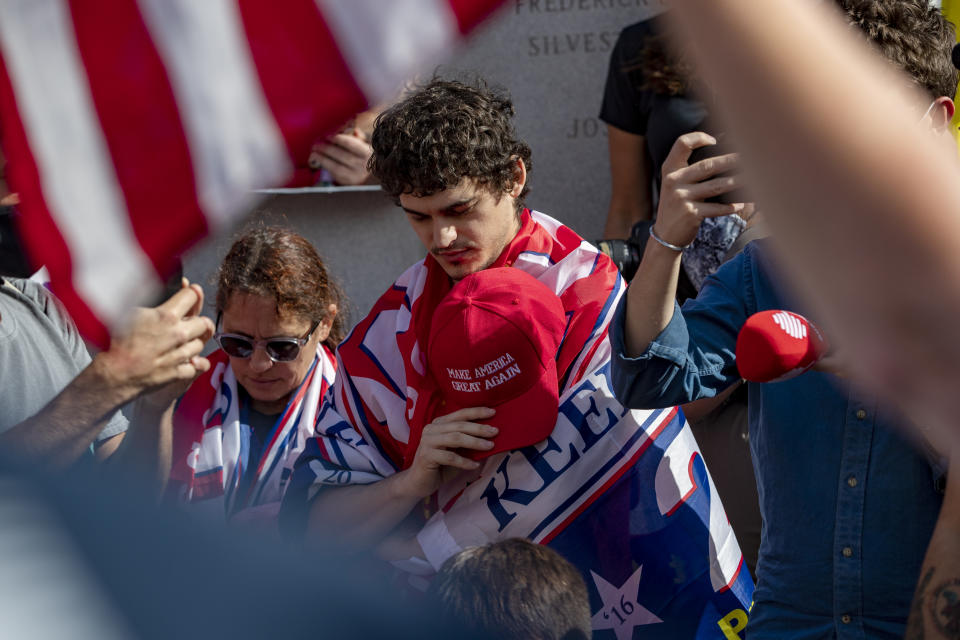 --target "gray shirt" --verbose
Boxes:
[0,278,127,441]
